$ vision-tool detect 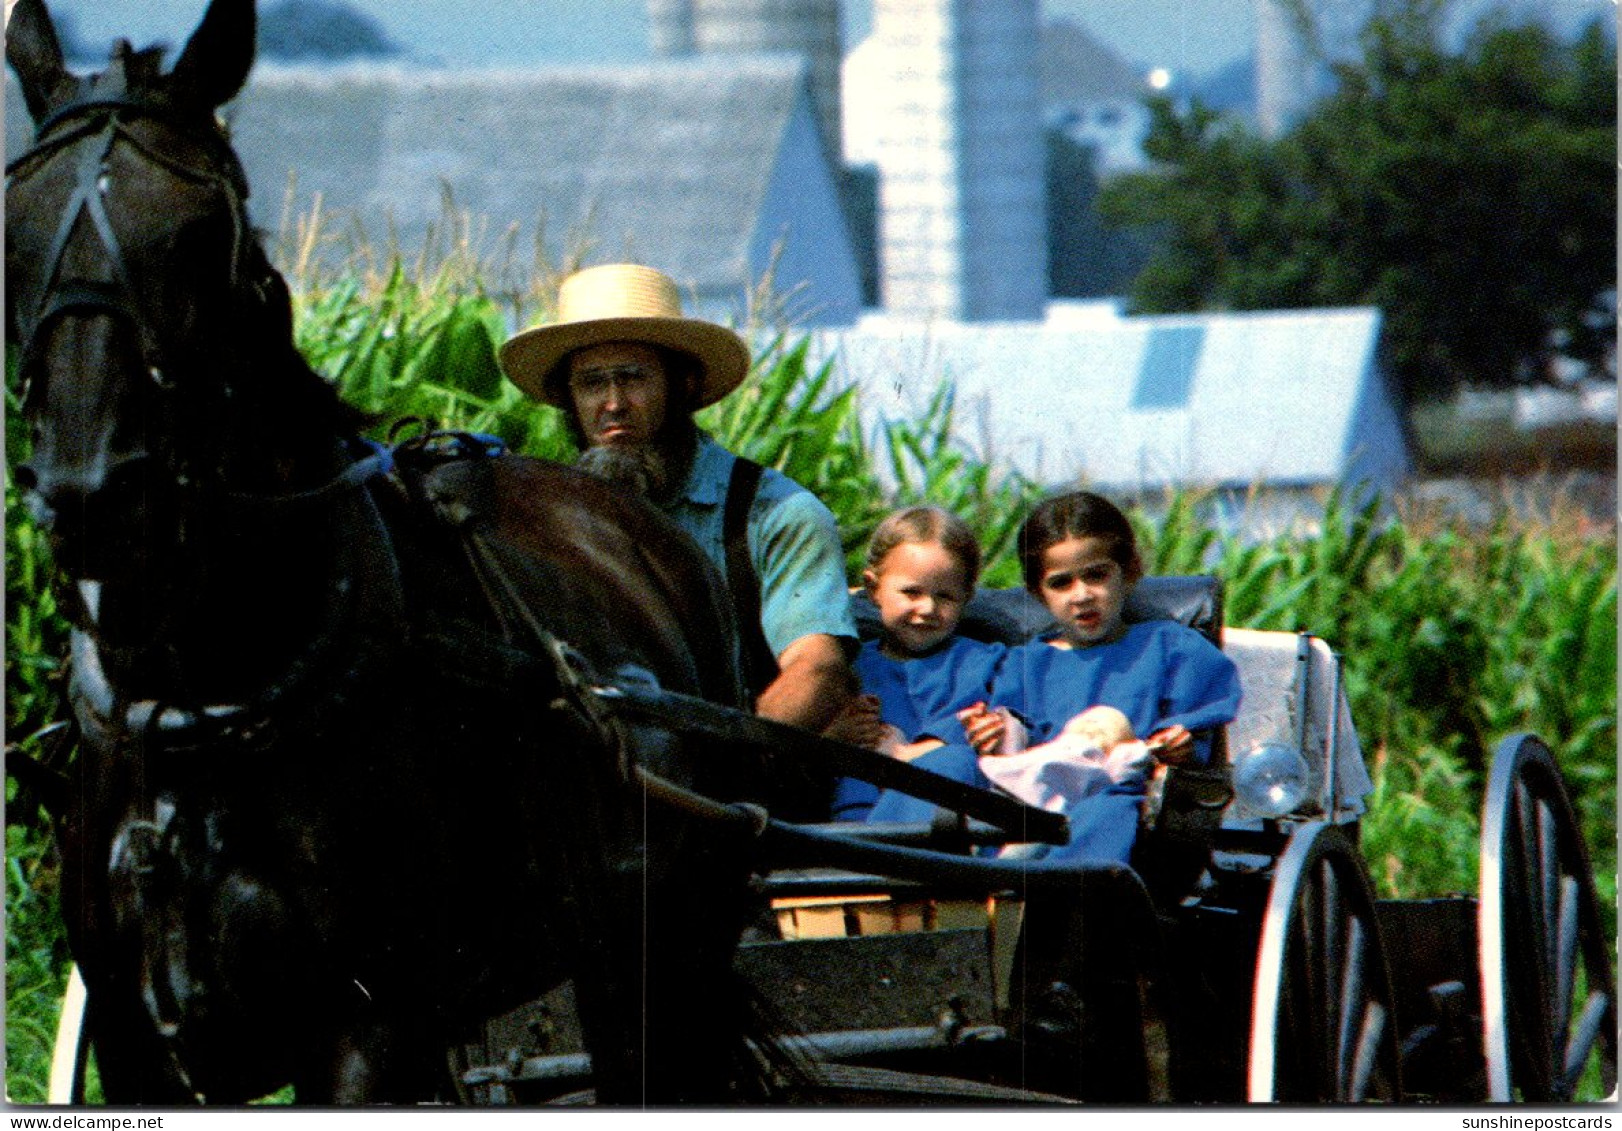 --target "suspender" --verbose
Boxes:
[721,456,779,697]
